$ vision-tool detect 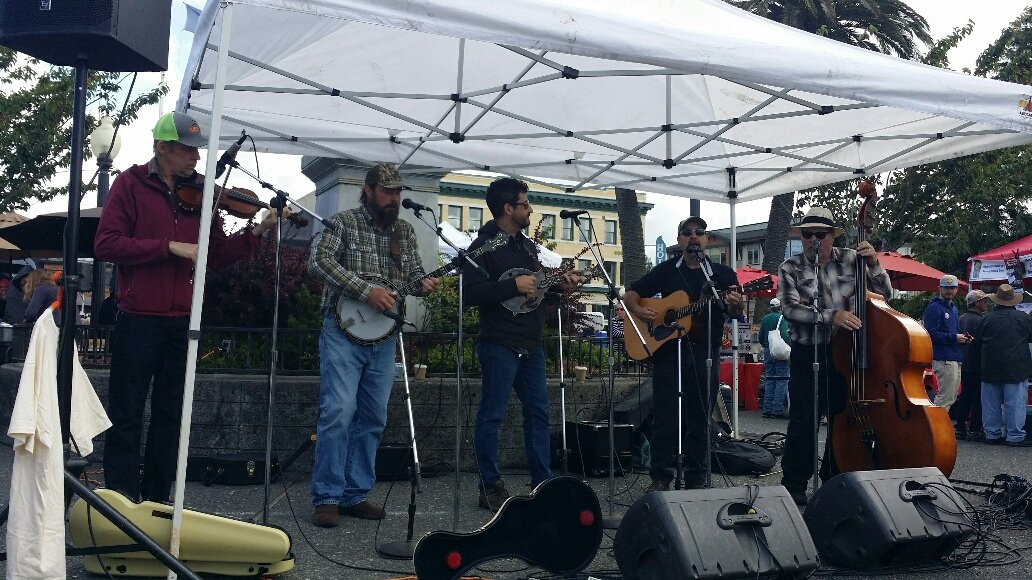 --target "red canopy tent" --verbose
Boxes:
[970,234,1032,261]
[736,266,777,297]
[876,251,966,293]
